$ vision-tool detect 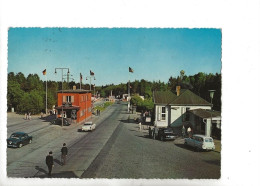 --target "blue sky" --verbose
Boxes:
[8,28,221,86]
